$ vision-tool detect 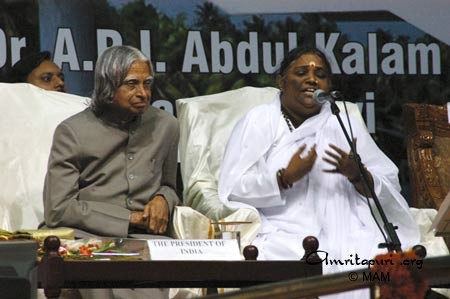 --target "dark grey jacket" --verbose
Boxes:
[43,106,179,237]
